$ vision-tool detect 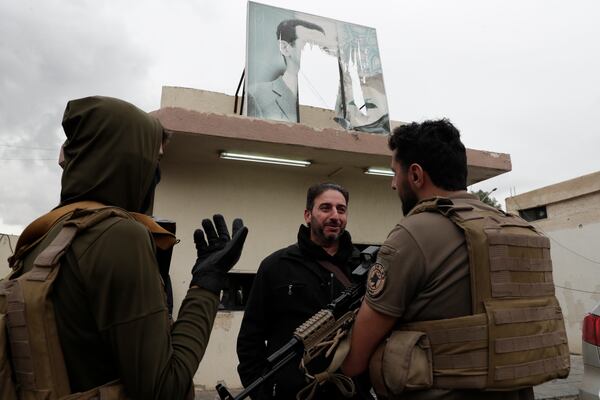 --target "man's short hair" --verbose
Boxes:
[306,183,349,210]
[276,19,325,44]
[388,119,468,191]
